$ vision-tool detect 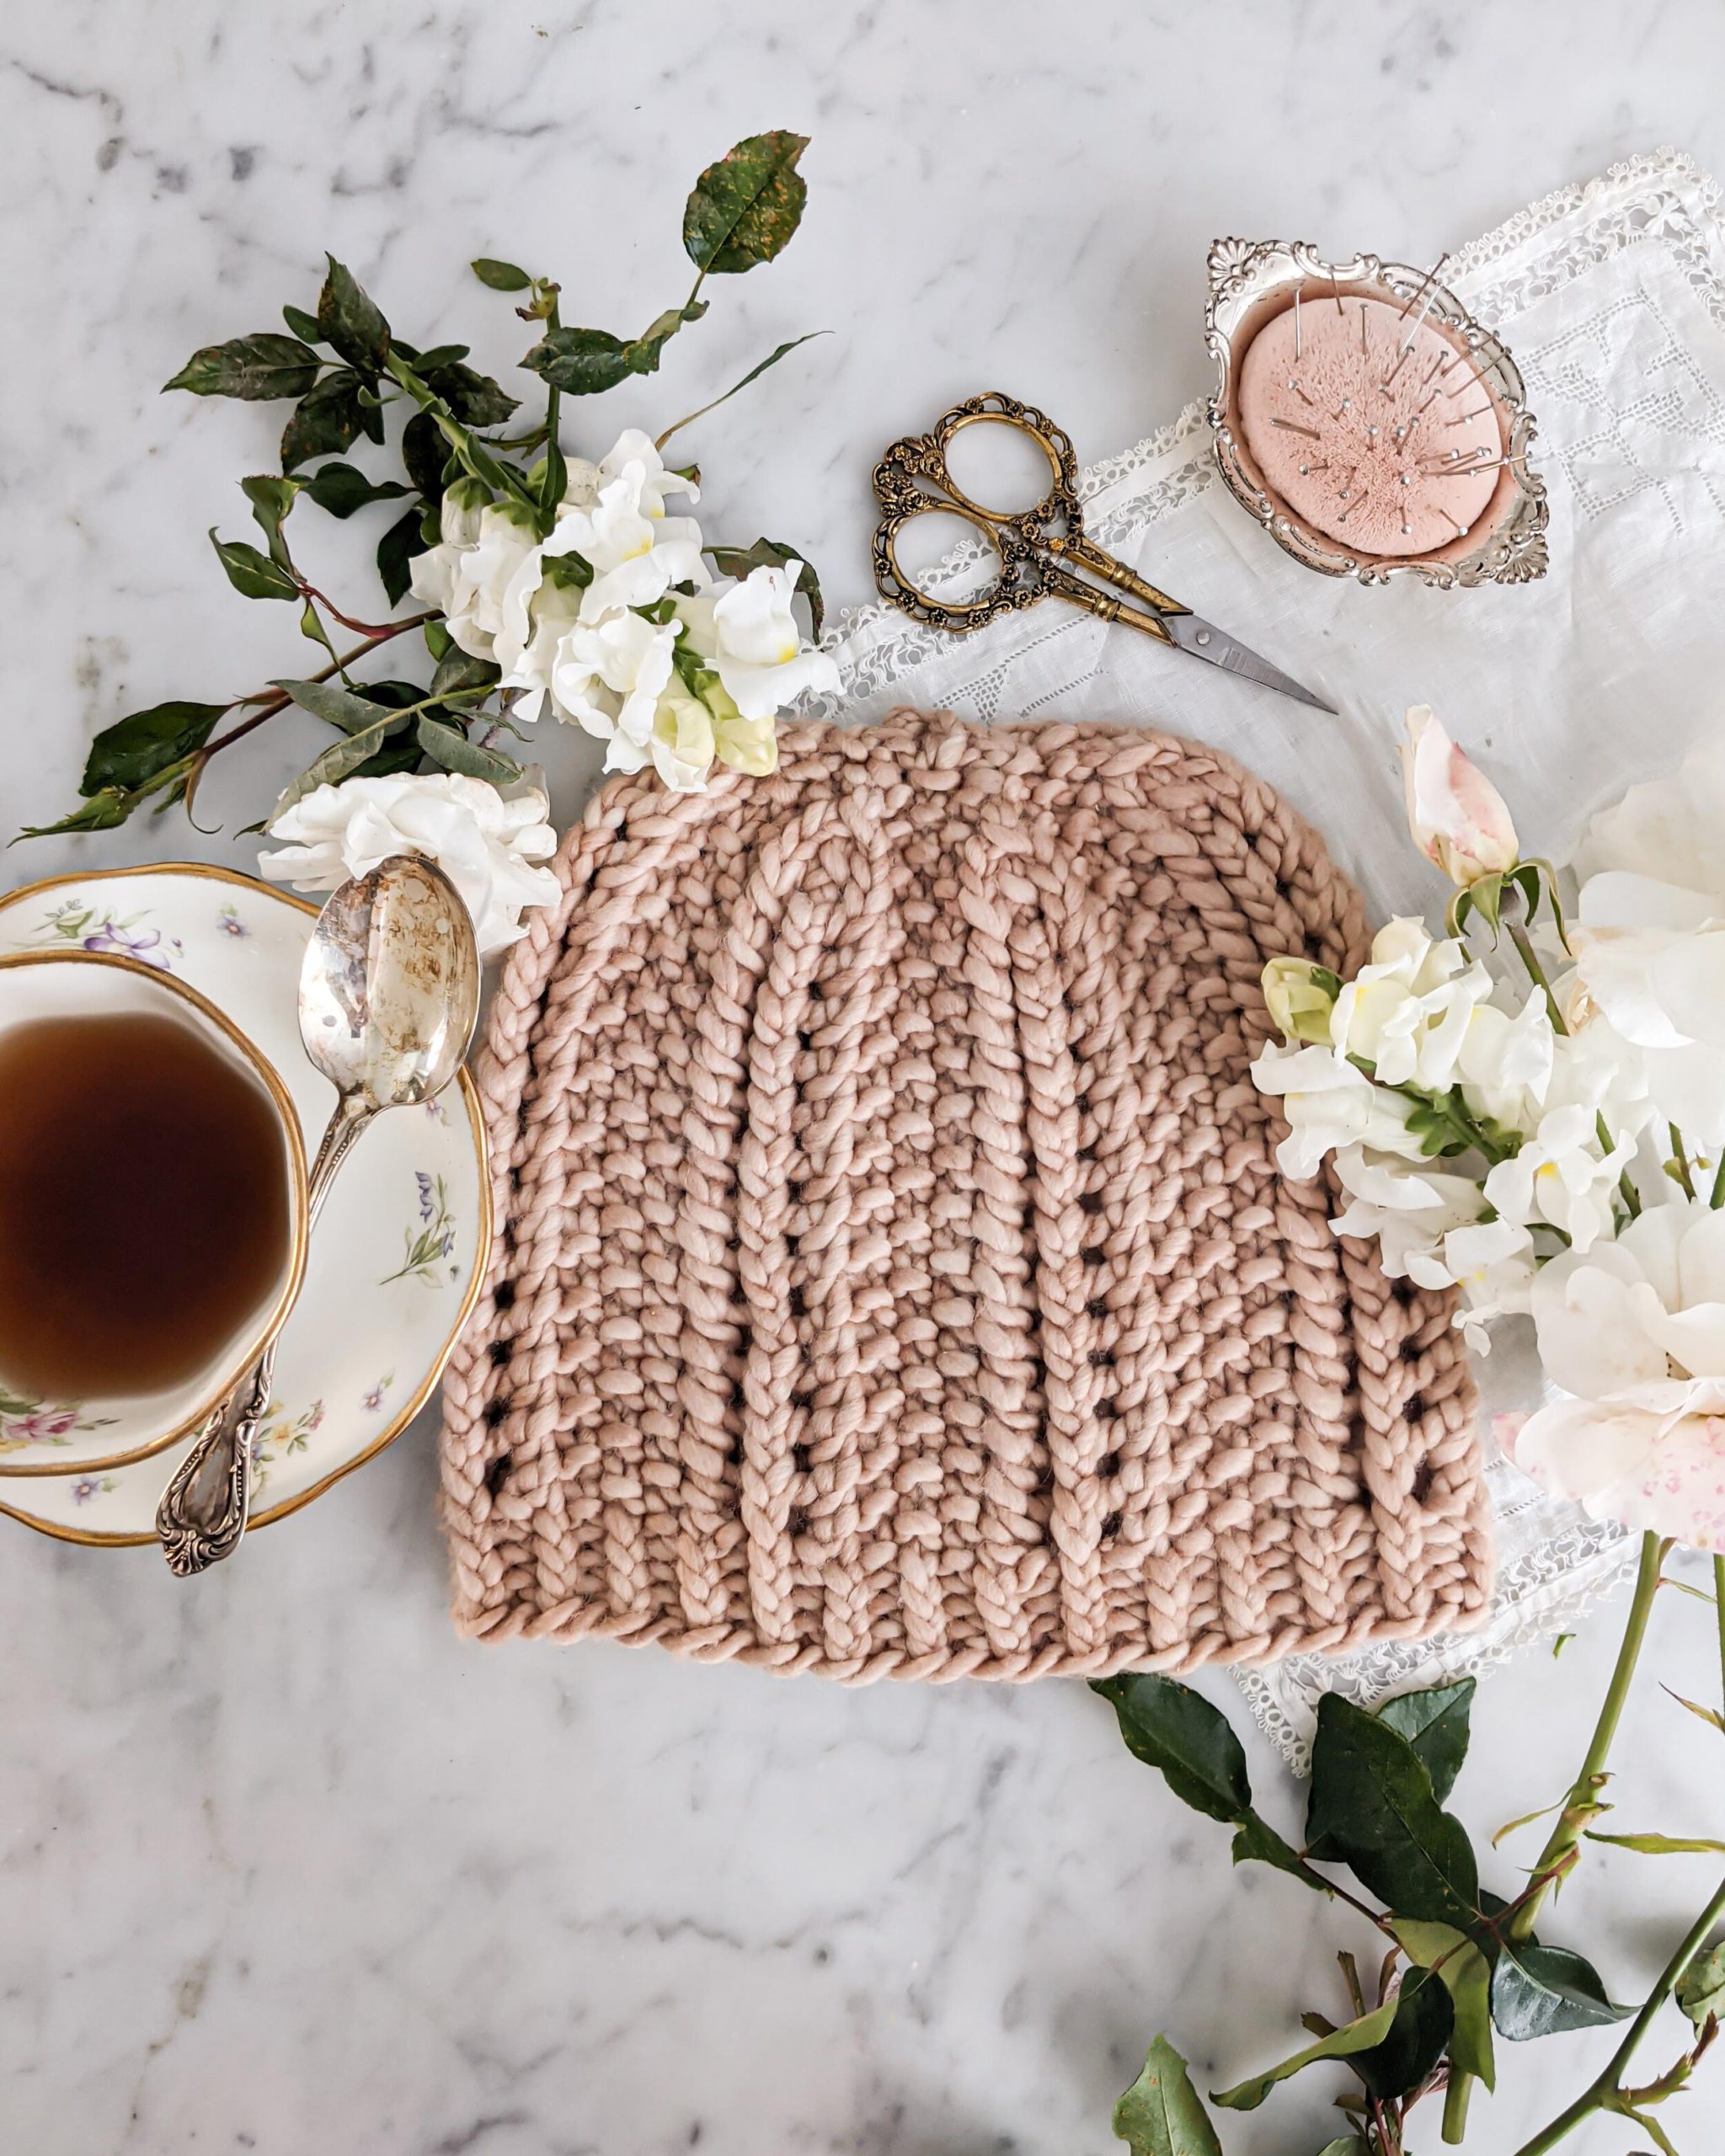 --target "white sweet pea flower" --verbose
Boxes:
[1327,917,1492,1091]
[545,463,708,623]
[595,428,699,516]
[1569,735,1725,1145]
[1329,1146,1486,1286]
[1249,1042,1427,1179]
[677,563,841,720]
[1455,991,1556,1132]
[549,610,682,759]
[1482,1103,1632,1254]
[1399,706,1519,889]
[1505,1198,1725,1549]
[1443,1219,1538,1351]
[258,771,559,958]
[409,499,540,662]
